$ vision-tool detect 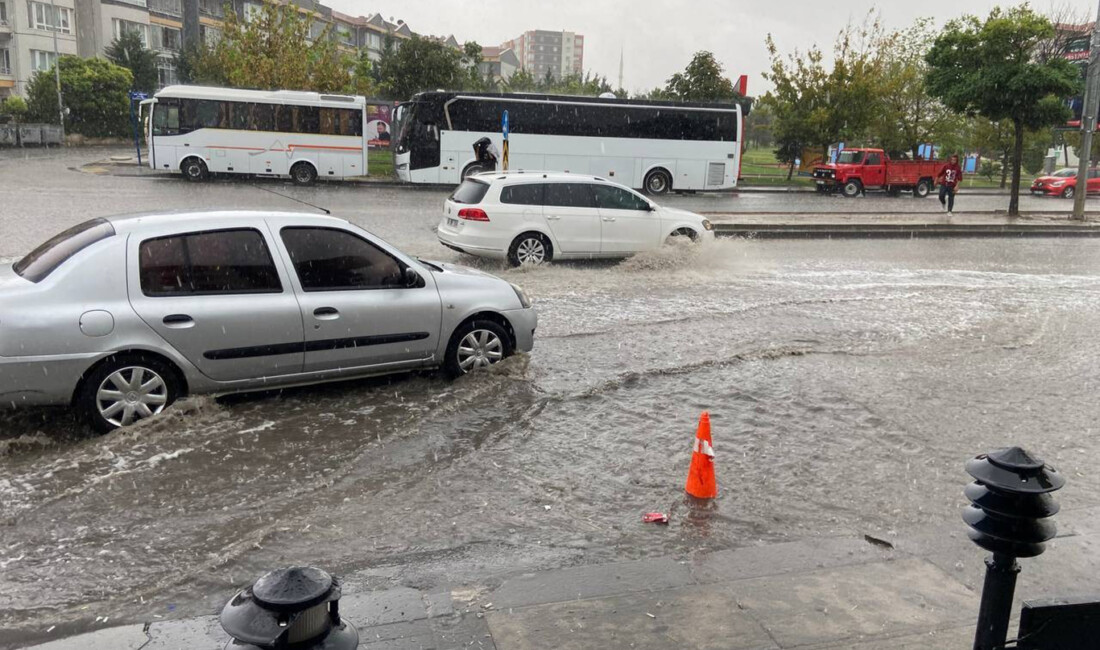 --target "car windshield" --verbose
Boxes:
[1052,169,1077,178]
[836,151,865,164]
[13,218,115,283]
